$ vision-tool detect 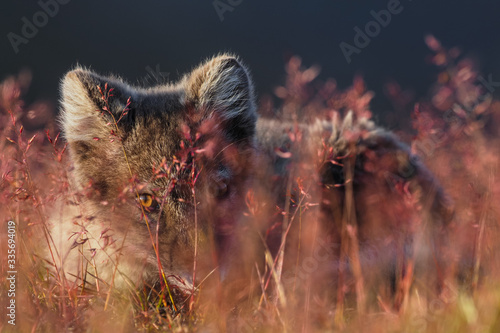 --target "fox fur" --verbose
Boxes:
[49,54,453,309]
